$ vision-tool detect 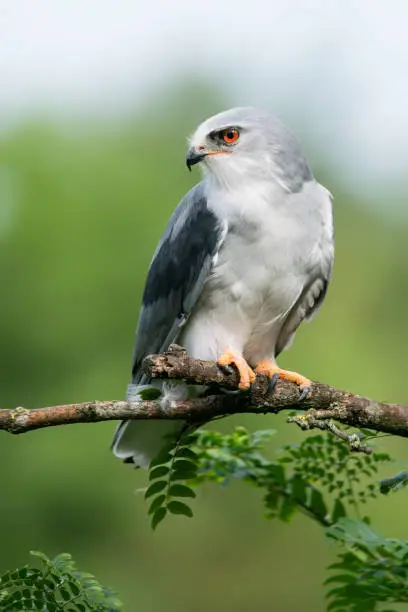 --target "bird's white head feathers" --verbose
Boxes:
[187,106,313,193]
